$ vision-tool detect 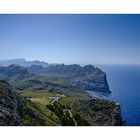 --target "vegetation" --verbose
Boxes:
[21,90,123,126]
[0,64,123,126]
